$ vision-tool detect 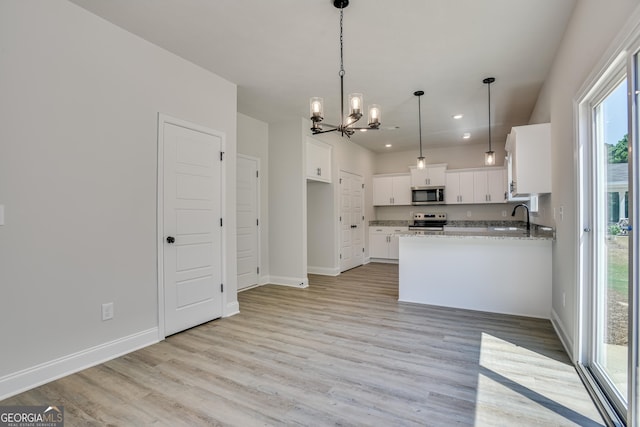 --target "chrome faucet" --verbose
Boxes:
[511,203,530,231]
